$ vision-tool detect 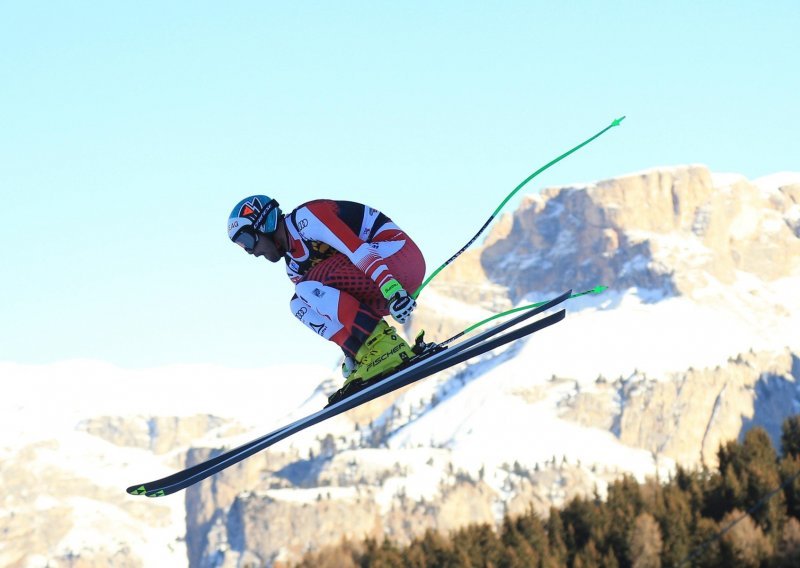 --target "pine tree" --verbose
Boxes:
[561,496,600,556]
[740,427,785,536]
[718,509,773,568]
[781,415,800,458]
[405,529,452,567]
[402,545,427,568]
[546,506,568,566]
[780,454,800,520]
[512,507,551,558]
[451,523,504,567]
[572,539,603,568]
[709,428,786,537]
[707,461,744,518]
[499,543,539,568]
[774,516,800,567]
[602,549,620,568]
[605,475,644,563]
[690,517,722,568]
[476,523,505,567]
[675,464,707,518]
[499,512,545,567]
[655,484,692,566]
[627,512,662,568]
